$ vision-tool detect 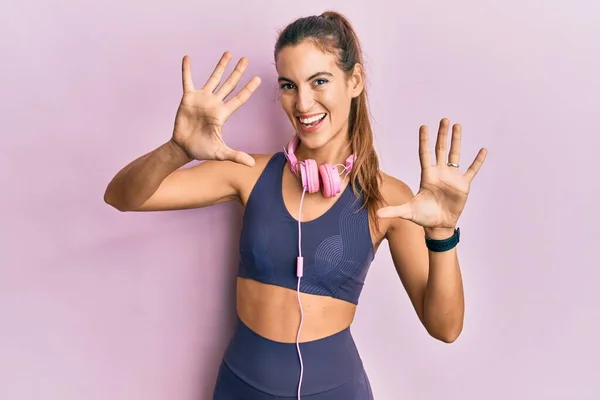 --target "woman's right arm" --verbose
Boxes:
[104,52,261,212]
[103,139,245,212]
